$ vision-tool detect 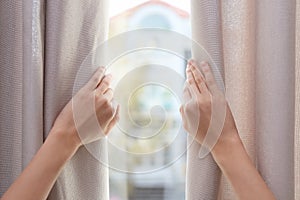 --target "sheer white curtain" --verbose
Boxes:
[188,0,297,199]
[0,0,110,199]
